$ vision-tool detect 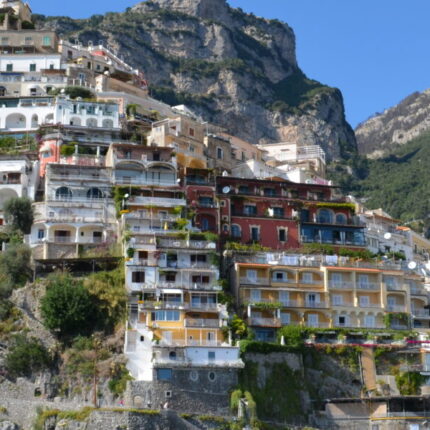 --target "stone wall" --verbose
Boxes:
[126,367,239,416]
